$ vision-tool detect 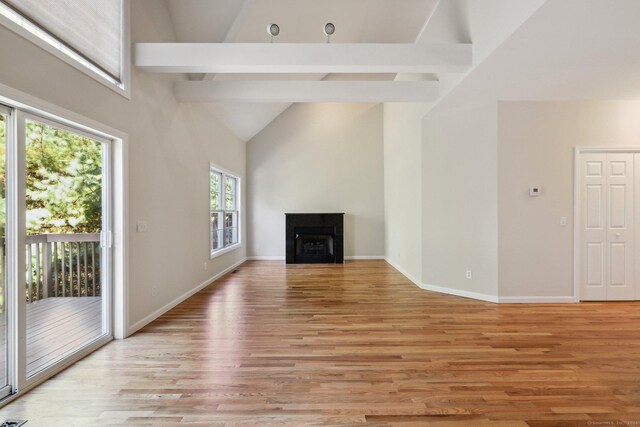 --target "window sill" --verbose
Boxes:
[210,243,241,260]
